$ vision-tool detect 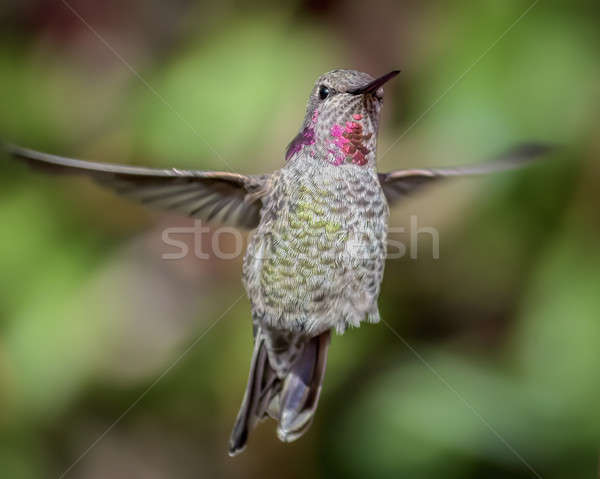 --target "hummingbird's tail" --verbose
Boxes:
[228,327,331,456]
